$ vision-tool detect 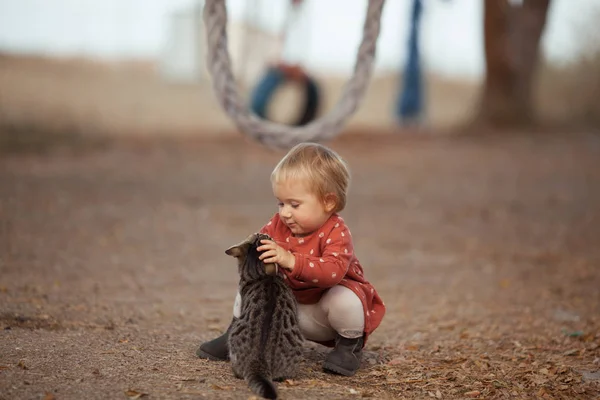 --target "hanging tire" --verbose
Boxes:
[250,64,320,126]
